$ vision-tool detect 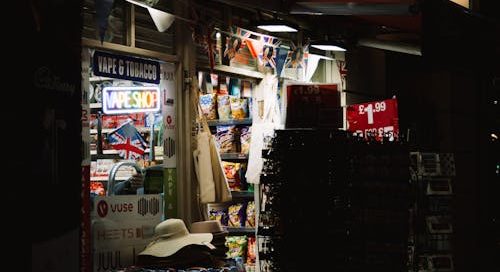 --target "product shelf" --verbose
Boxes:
[207,118,253,126]
[220,153,249,160]
[90,127,160,134]
[225,227,256,235]
[231,191,254,199]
